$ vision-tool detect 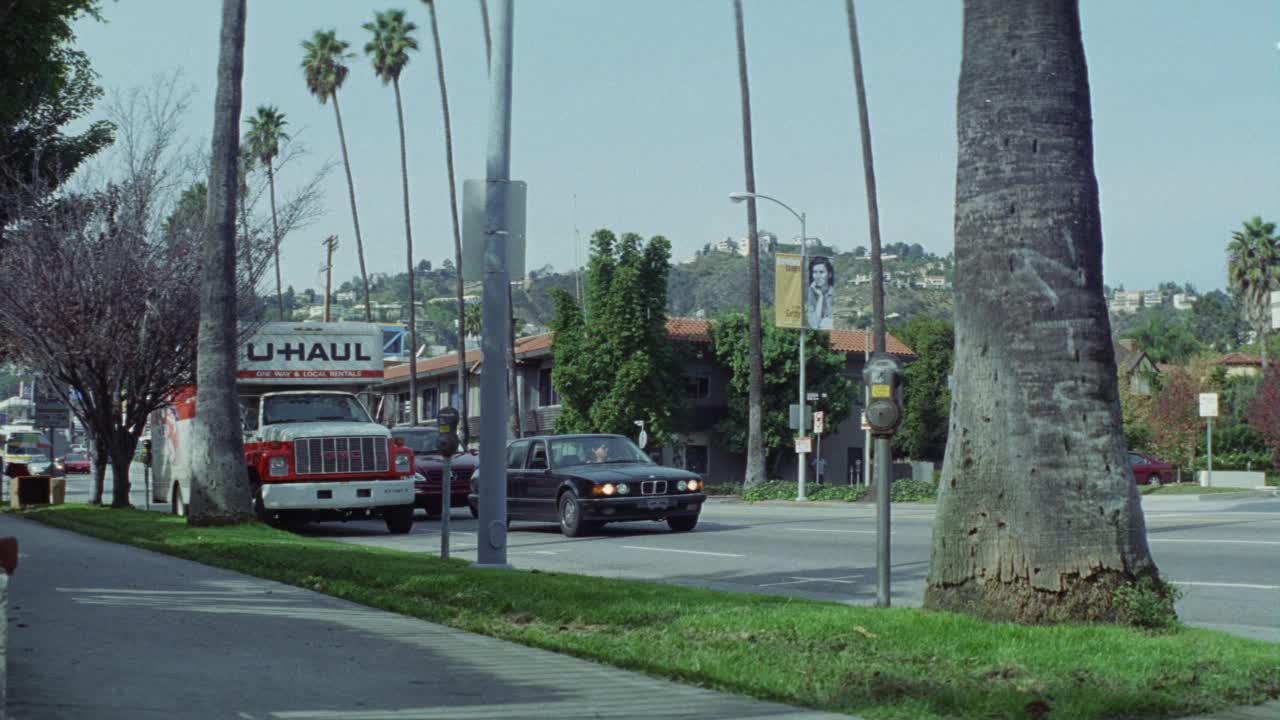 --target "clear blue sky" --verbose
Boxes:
[73,1,1279,296]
